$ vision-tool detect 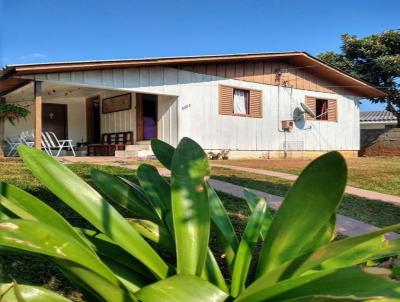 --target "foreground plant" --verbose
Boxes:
[0,137,400,301]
